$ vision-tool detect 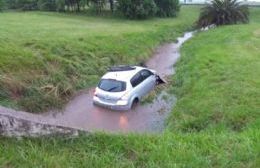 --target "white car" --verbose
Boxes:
[93,65,163,110]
